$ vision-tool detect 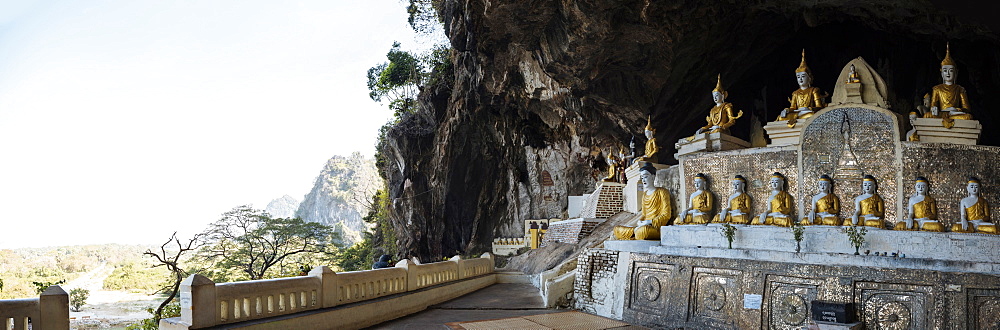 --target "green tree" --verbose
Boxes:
[197,206,336,280]
[367,42,422,116]
[31,279,65,294]
[69,288,89,312]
